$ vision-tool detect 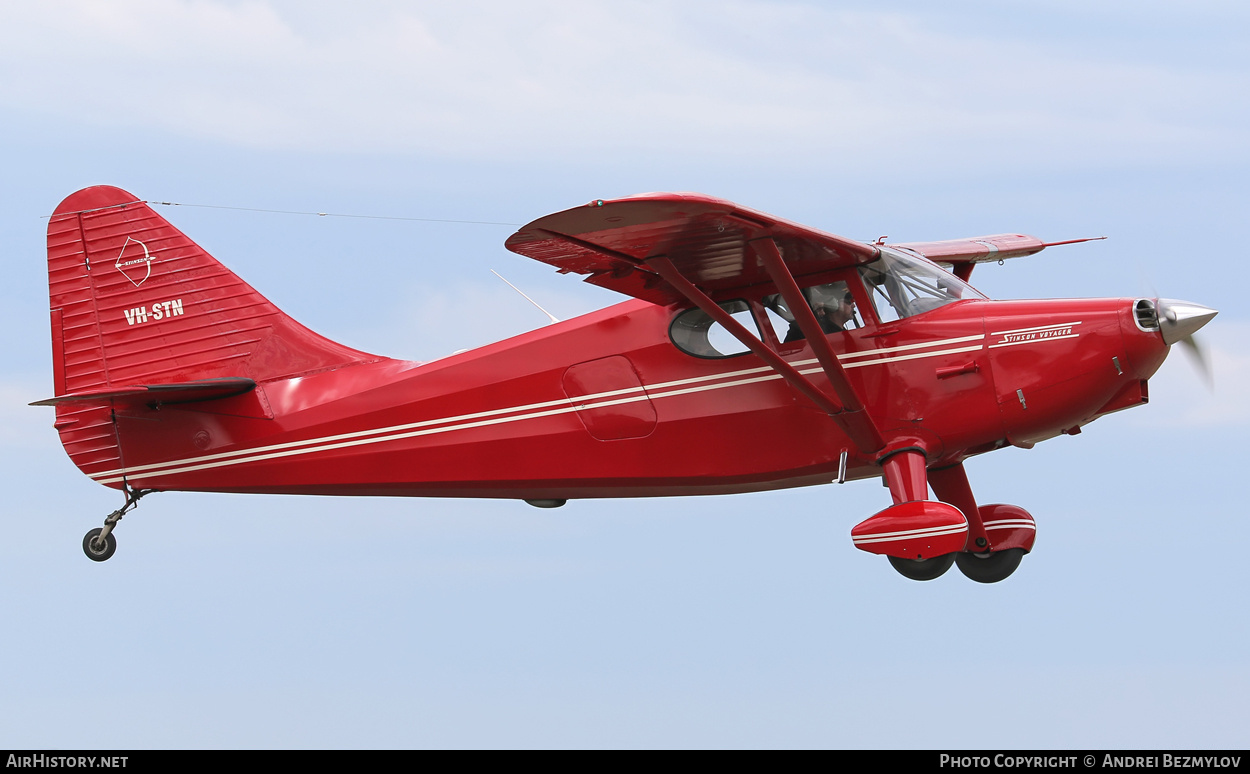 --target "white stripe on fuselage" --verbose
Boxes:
[90,327,1080,485]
